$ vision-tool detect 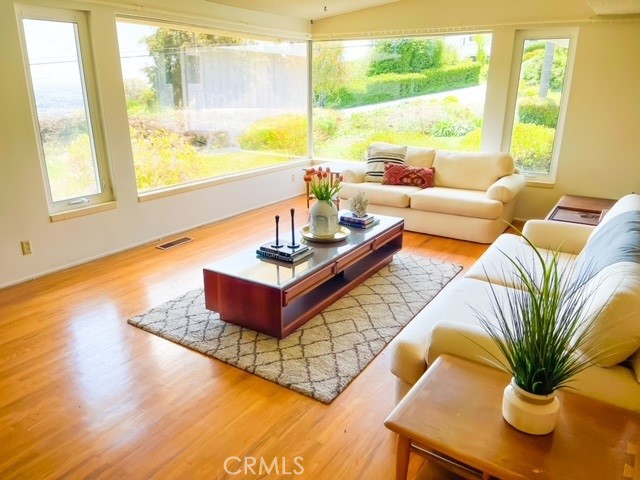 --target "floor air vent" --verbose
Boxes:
[156,237,194,250]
